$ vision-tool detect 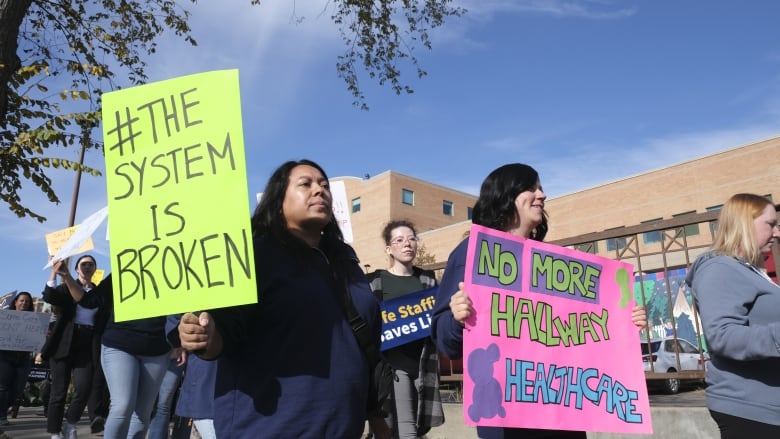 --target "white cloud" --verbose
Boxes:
[147,2,343,107]
[456,0,637,21]
[429,0,638,59]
